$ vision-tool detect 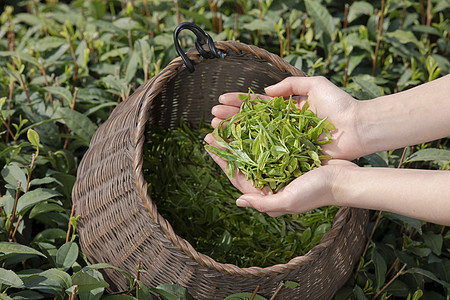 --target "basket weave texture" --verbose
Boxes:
[72,40,370,299]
